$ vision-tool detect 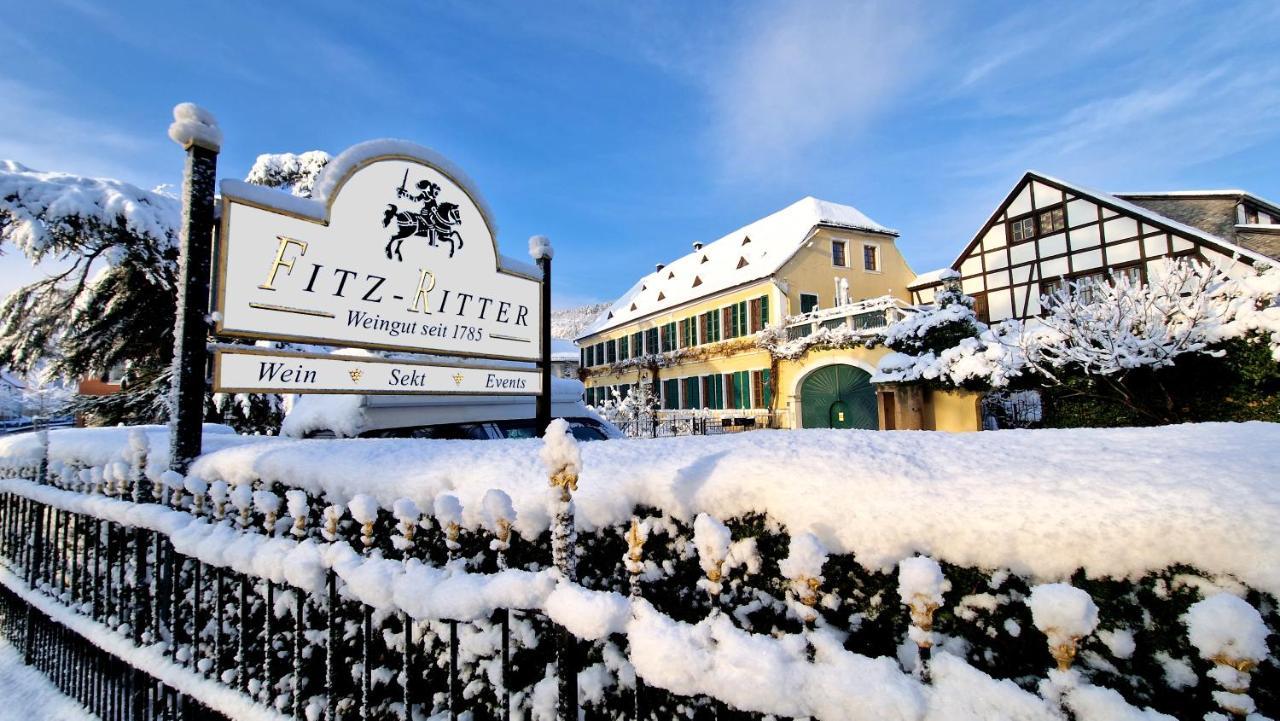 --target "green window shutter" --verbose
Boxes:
[683,377,700,408]
[739,301,749,336]
[759,295,770,328]
[663,378,679,409]
[707,374,723,409]
[763,368,772,408]
[618,336,627,360]
[607,340,617,363]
